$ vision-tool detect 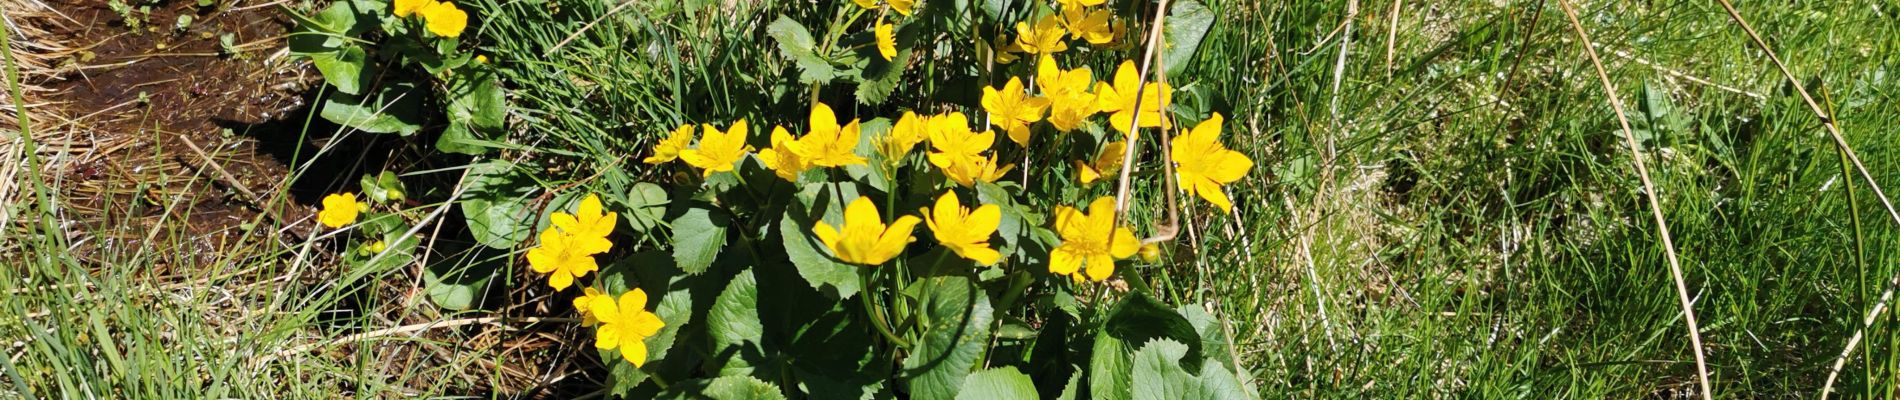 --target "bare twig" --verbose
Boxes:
[1556,2,1713,398]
